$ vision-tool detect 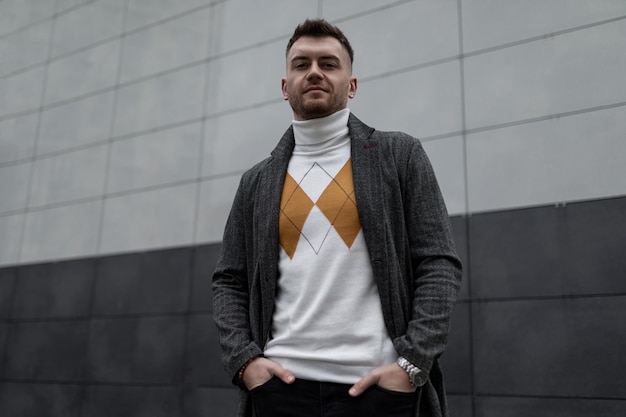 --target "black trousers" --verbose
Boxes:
[250,377,417,417]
